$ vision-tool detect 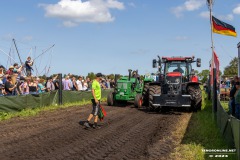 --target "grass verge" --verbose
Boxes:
[171,91,235,160]
[0,98,106,121]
